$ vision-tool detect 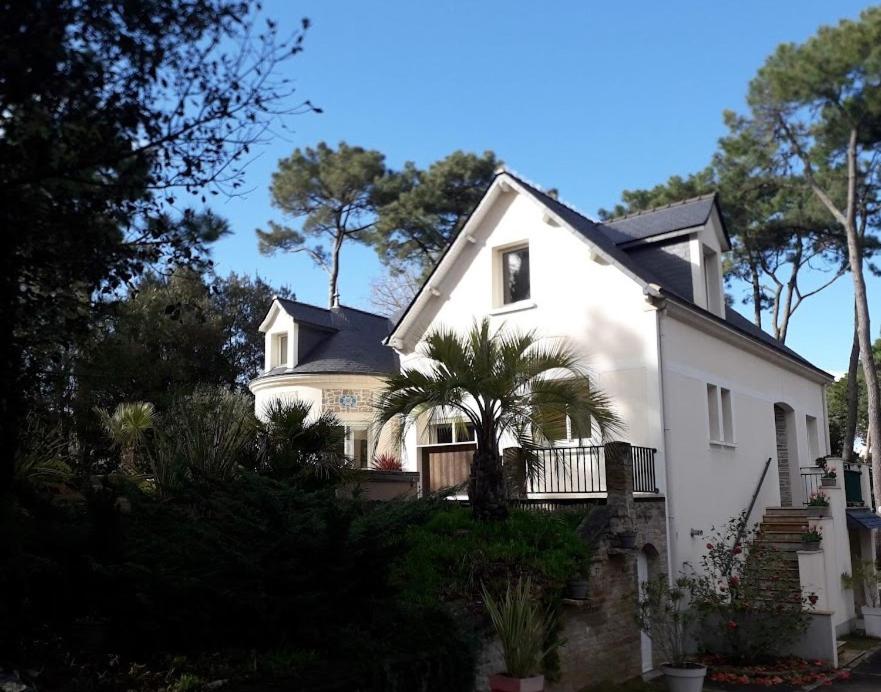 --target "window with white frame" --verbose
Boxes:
[707,383,734,445]
[427,420,476,445]
[543,410,592,445]
[501,245,530,304]
[806,415,820,462]
[703,245,722,315]
[272,332,289,368]
[335,423,371,468]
